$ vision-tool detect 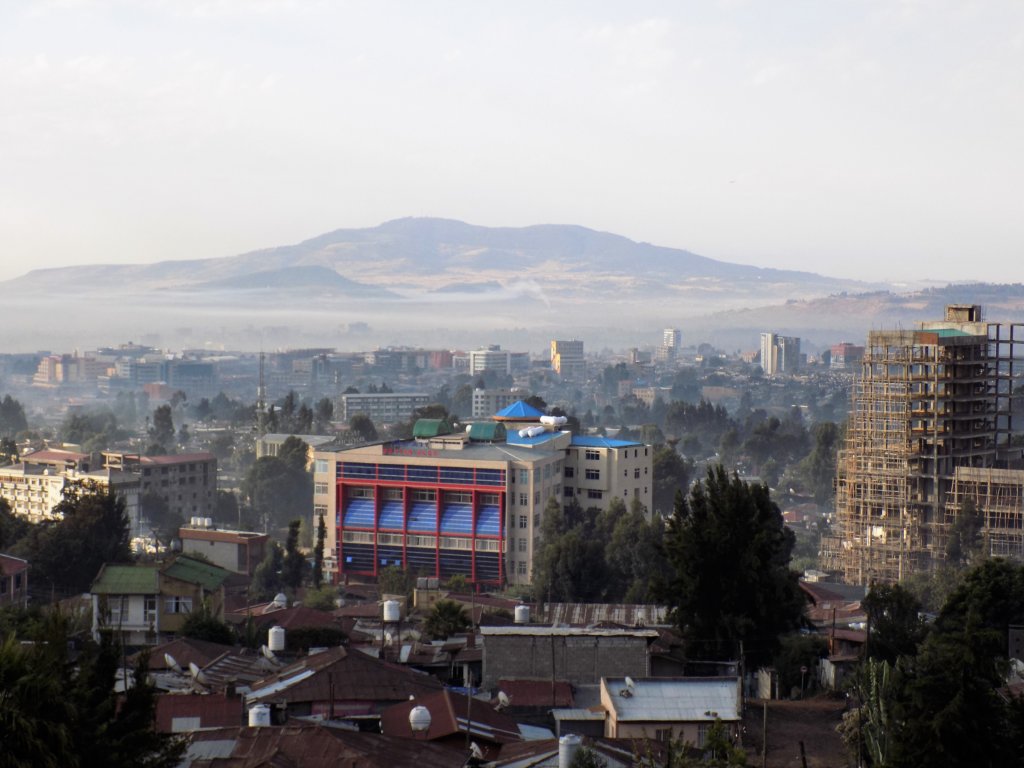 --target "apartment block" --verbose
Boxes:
[339,392,431,425]
[551,339,585,378]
